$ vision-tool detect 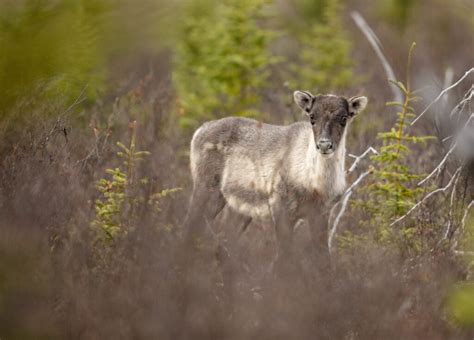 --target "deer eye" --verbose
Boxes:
[340,117,347,127]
